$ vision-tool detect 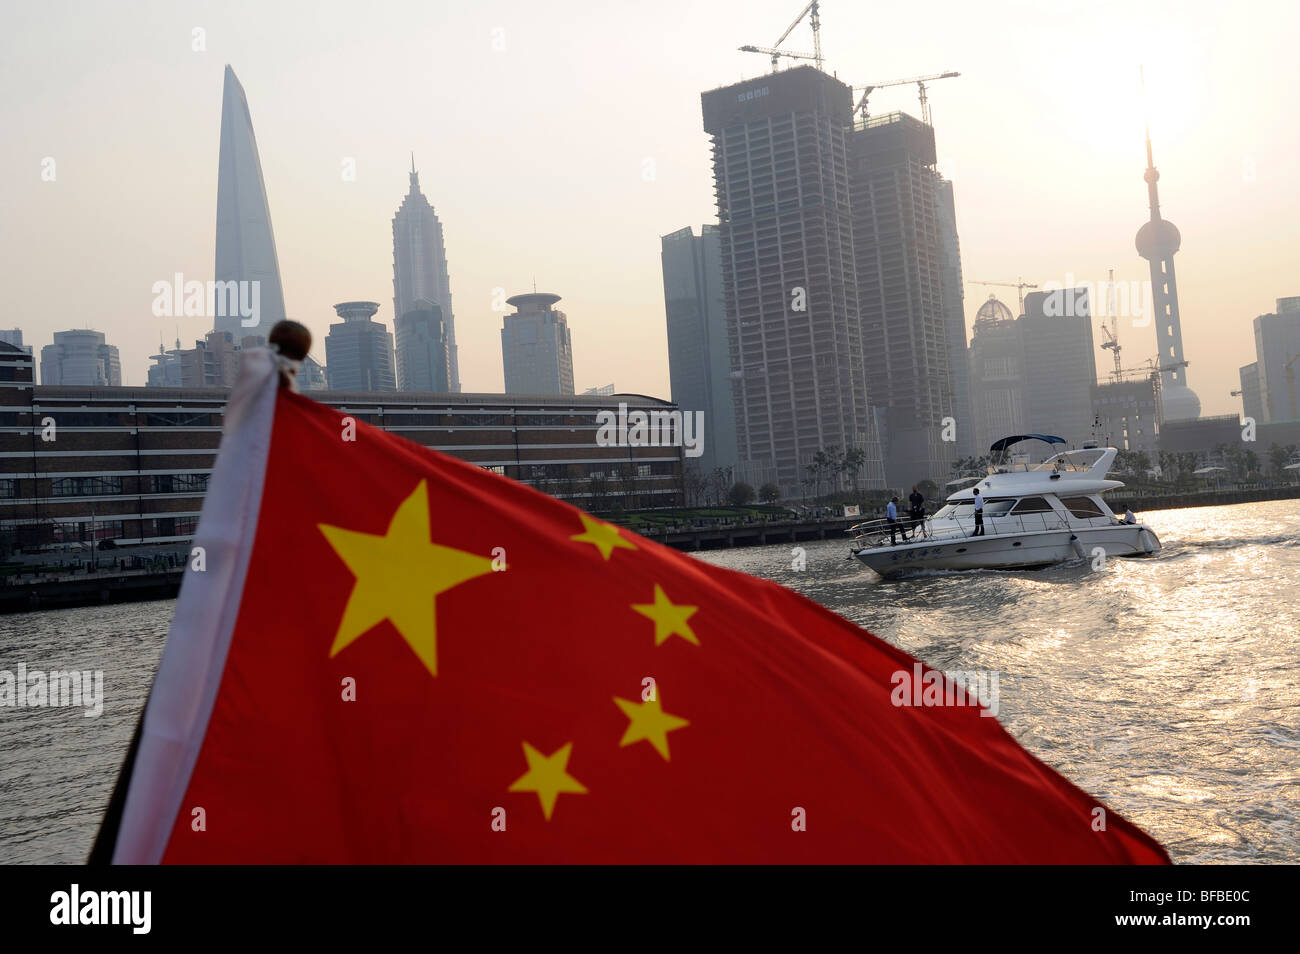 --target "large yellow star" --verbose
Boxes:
[508,742,588,820]
[631,584,699,646]
[570,513,636,561]
[614,695,690,761]
[318,479,493,676]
